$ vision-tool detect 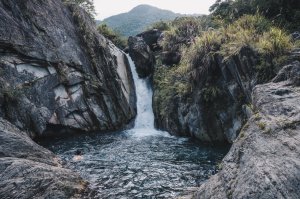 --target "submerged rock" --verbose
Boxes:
[128,36,155,78]
[193,62,300,199]
[0,0,136,137]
